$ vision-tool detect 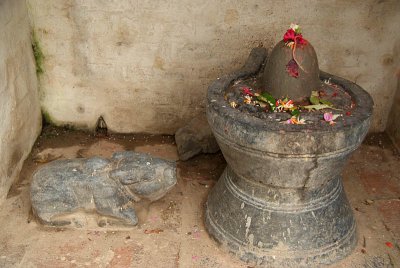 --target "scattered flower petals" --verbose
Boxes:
[242,87,254,96]
[230,101,238,108]
[324,112,341,125]
[346,111,351,116]
[385,242,394,248]
[286,59,299,78]
[276,98,294,112]
[285,116,305,125]
[324,112,334,122]
[192,255,200,261]
[243,95,252,104]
